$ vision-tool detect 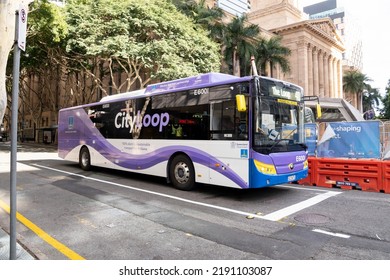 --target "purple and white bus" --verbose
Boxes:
[58,72,308,190]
